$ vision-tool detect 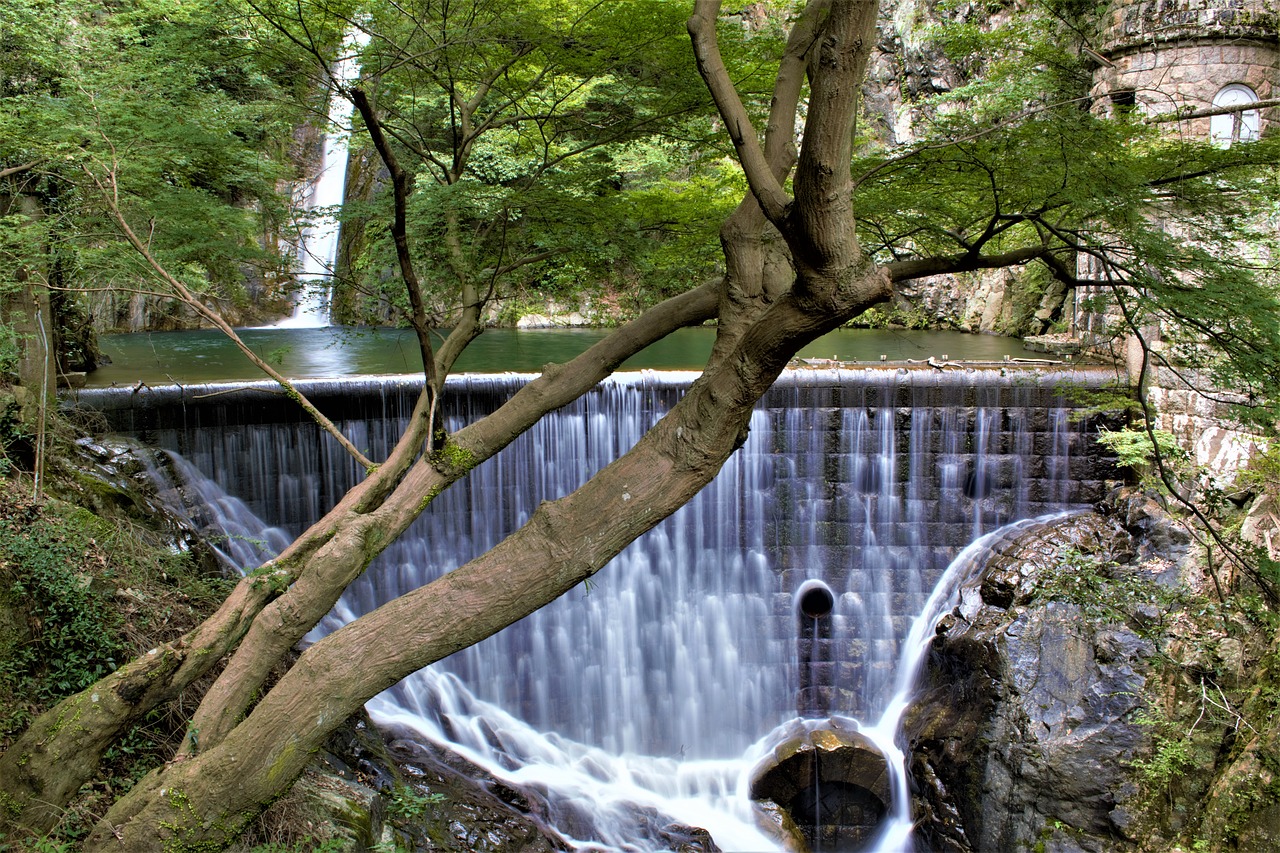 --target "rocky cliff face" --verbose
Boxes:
[859,0,1077,338]
[904,492,1280,853]
[906,511,1153,852]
